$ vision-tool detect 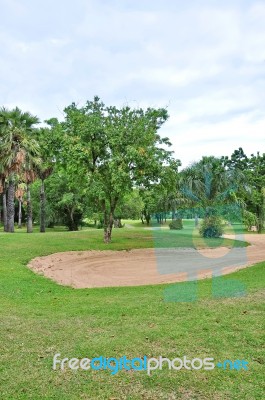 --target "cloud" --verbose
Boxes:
[0,0,264,165]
